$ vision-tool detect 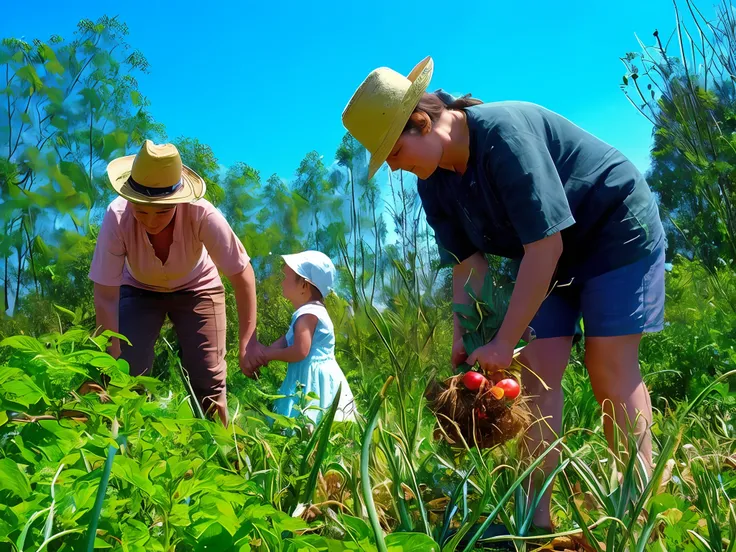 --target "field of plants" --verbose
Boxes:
[1,1,735,551]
